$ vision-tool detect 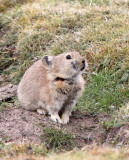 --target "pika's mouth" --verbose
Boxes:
[81,63,85,71]
[71,62,85,71]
